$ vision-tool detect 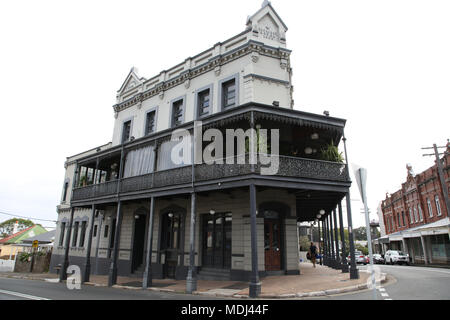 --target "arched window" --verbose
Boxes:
[435,196,442,216]
[417,205,423,221]
[409,208,414,223]
[427,198,433,217]
[413,207,419,223]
